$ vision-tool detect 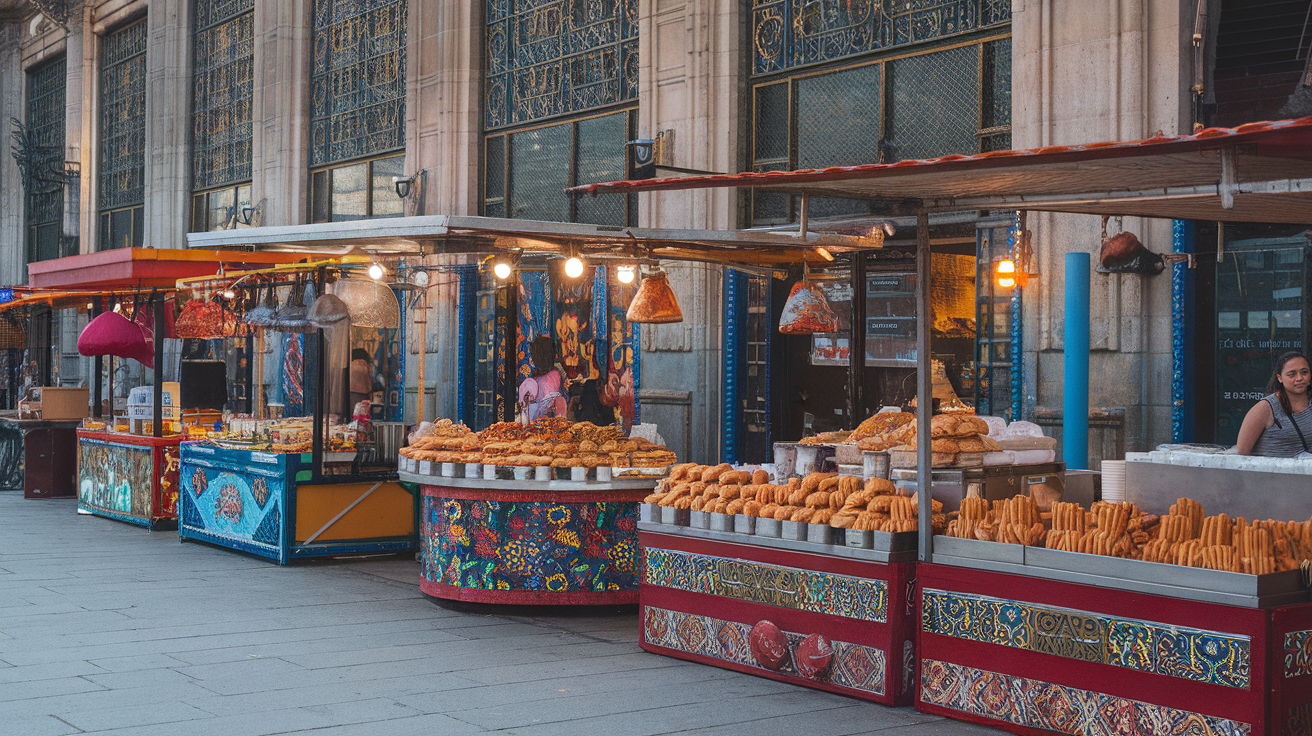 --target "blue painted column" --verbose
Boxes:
[1064,253,1090,469]
[1171,220,1196,442]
